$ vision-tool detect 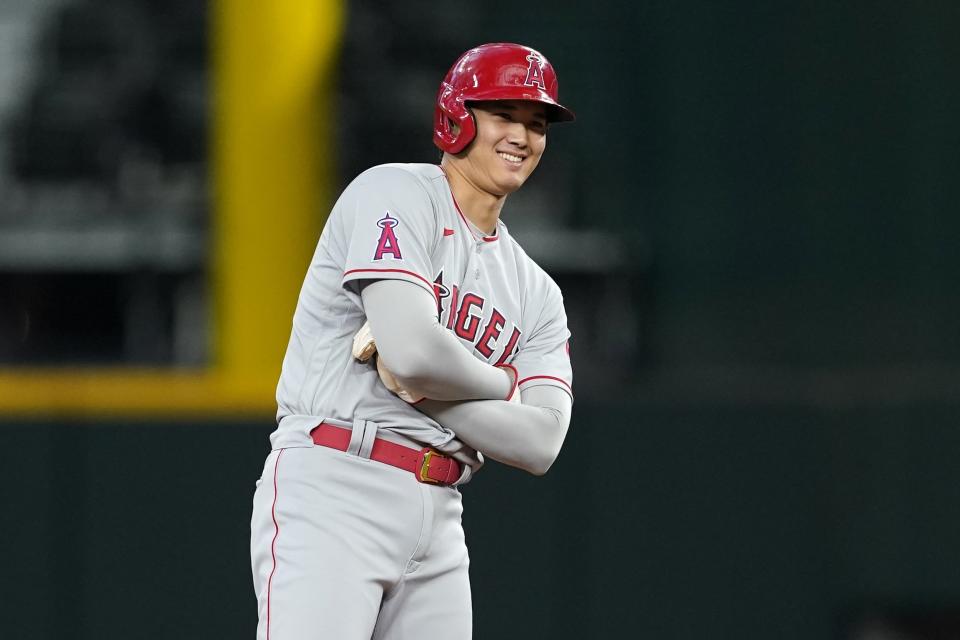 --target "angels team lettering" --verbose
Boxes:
[373,212,402,260]
[434,272,521,364]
